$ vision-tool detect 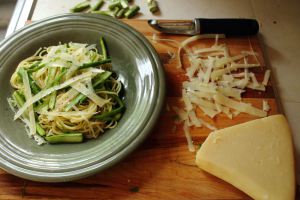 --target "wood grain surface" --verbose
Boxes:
[0,20,280,200]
